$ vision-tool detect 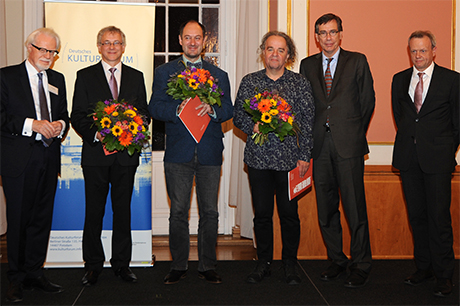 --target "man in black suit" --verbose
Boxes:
[71,26,149,286]
[1,28,69,302]
[300,13,375,288]
[392,31,459,298]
